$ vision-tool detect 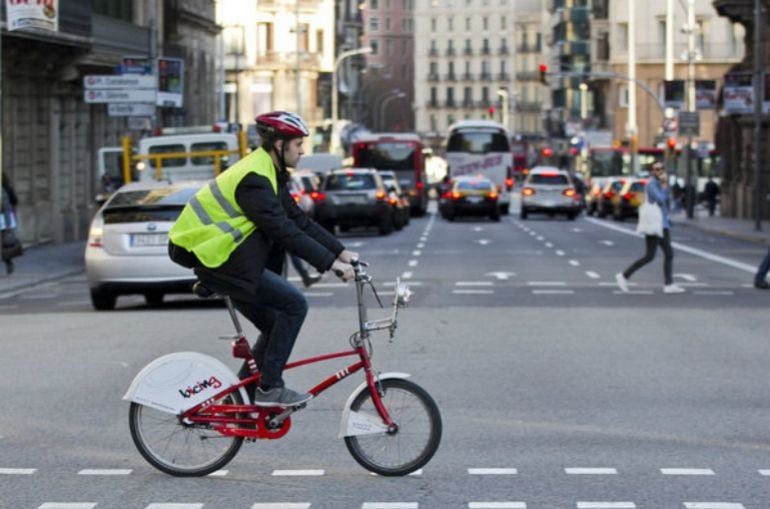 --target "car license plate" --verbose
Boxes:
[132,233,168,247]
[467,196,483,204]
[341,195,367,204]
